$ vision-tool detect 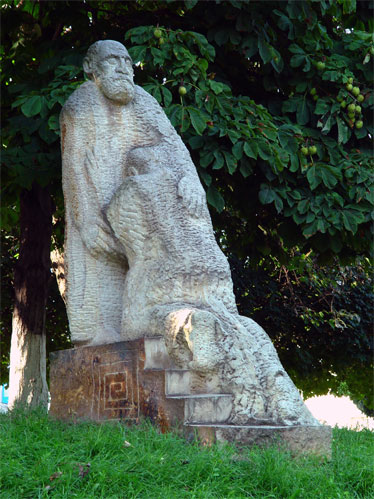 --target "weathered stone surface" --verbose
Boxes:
[182,394,233,424]
[60,39,325,436]
[49,341,184,429]
[187,424,332,459]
